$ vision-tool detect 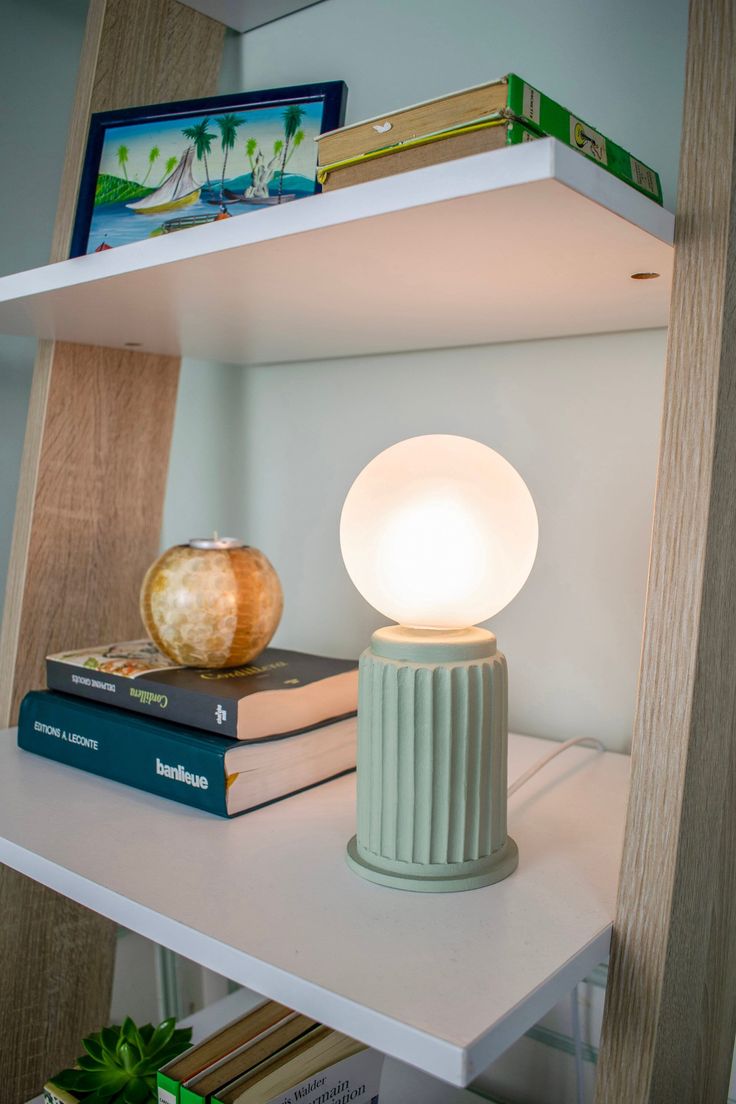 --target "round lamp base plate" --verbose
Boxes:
[346,835,519,893]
